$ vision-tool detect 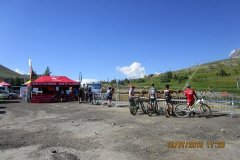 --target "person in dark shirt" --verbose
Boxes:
[164,84,174,118]
[106,86,113,107]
